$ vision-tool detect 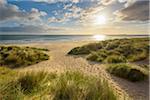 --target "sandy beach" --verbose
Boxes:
[7,41,149,100]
